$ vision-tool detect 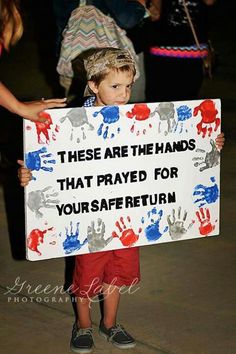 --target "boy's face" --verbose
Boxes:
[89,69,134,106]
